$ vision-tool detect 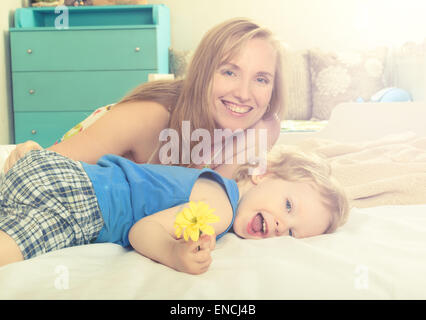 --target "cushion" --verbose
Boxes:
[309,47,388,120]
[281,47,312,120]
